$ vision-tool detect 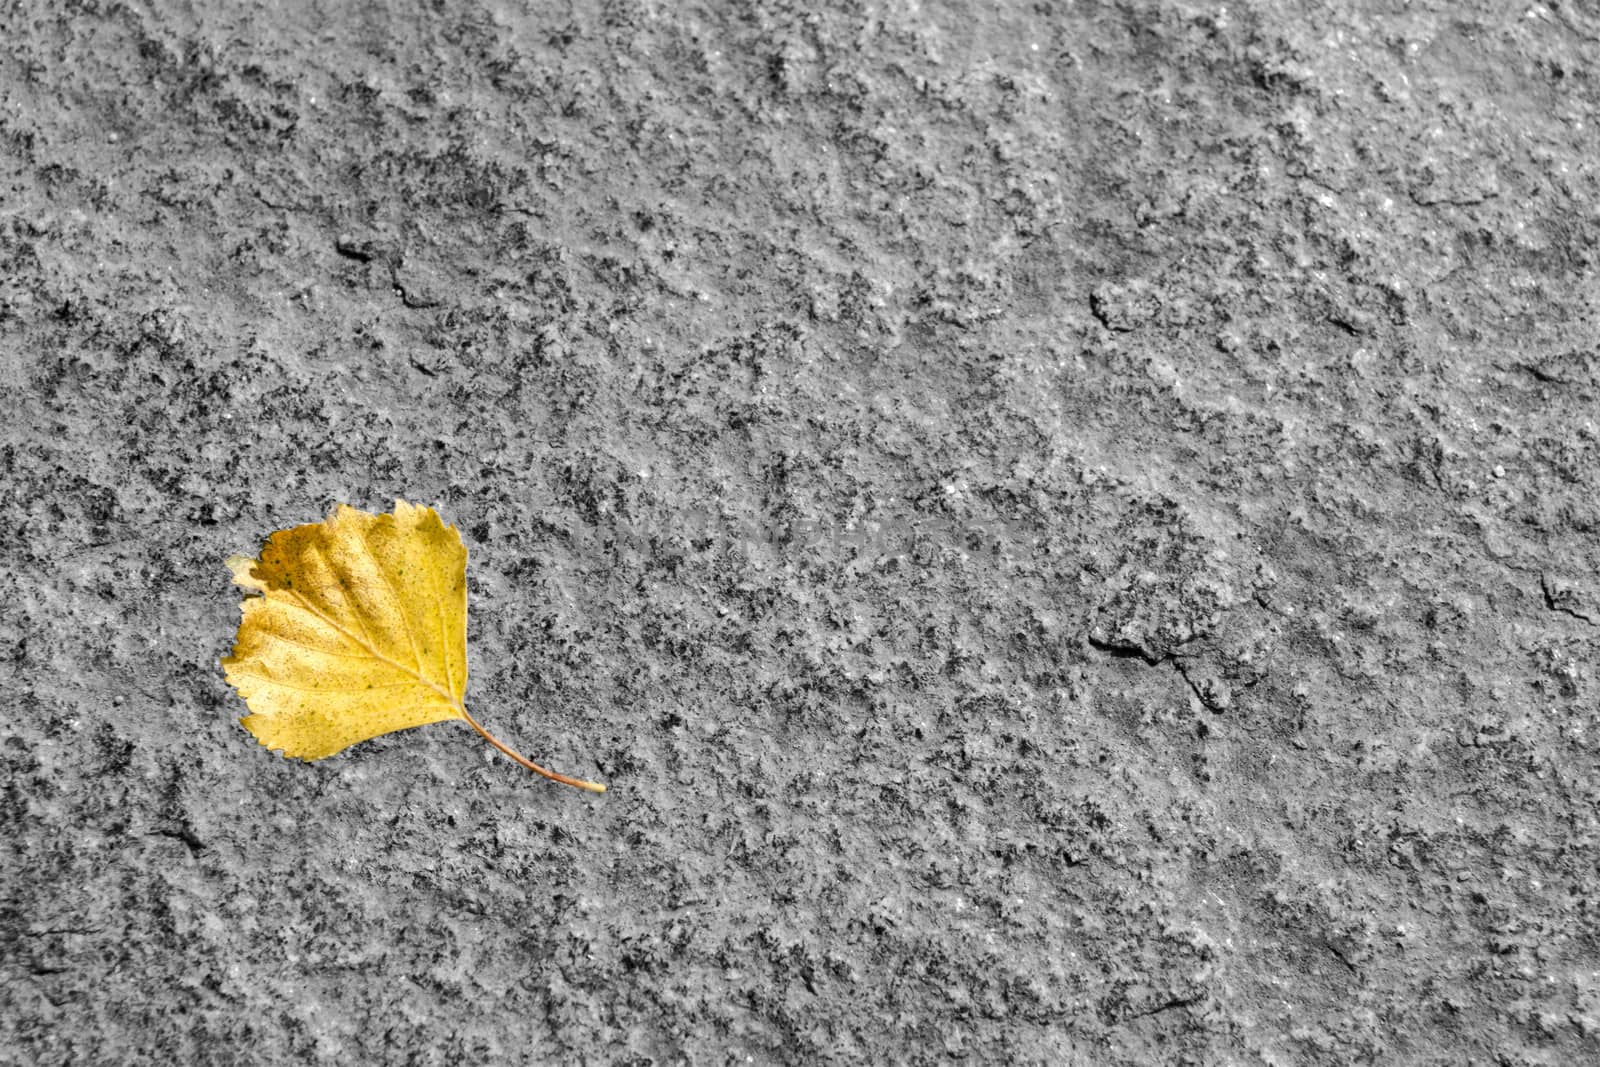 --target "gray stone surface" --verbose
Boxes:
[6,1,1600,1063]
